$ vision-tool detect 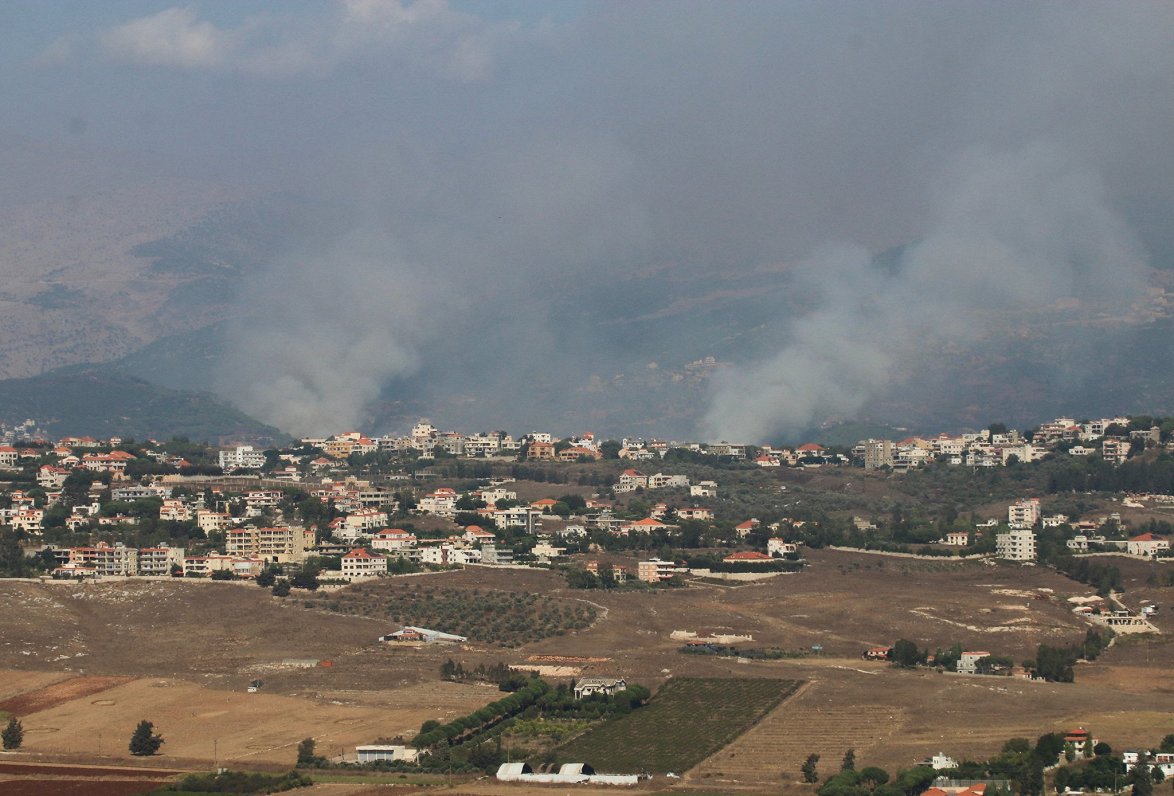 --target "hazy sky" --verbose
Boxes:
[3,2,1173,438]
